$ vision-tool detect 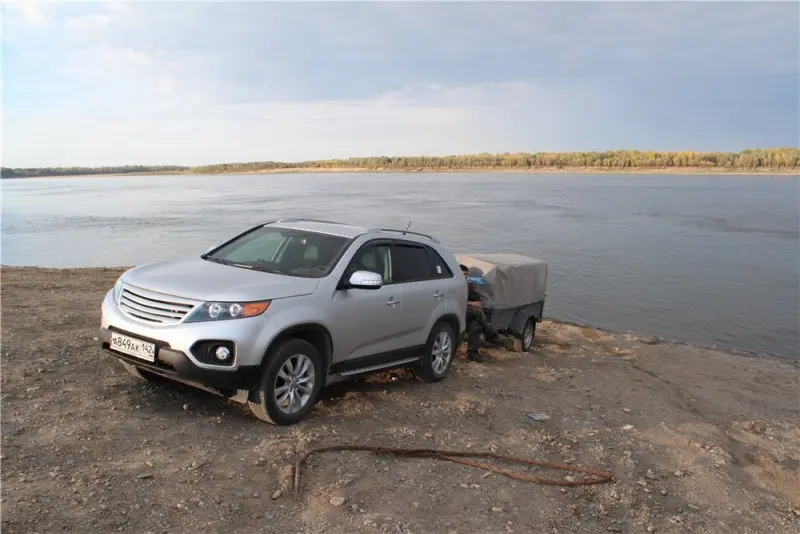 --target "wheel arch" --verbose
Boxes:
[261,322,333,373]
[434,313,461,339]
